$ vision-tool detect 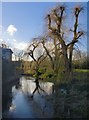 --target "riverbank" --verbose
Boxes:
[2,76,54,118]
[44,69,89,118]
